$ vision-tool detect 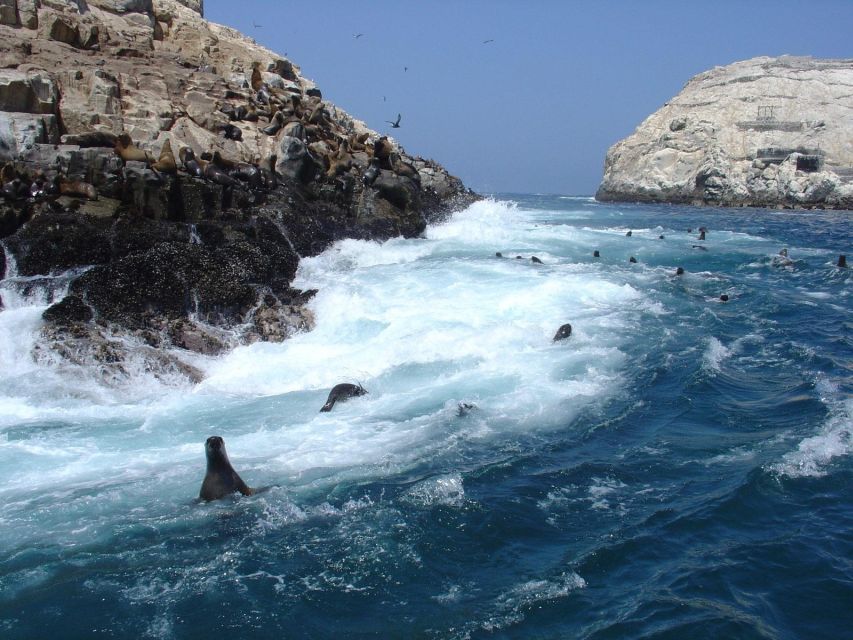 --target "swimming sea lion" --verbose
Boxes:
[676,266,684,276]
[115,133,154,164]
[495,252,503,258]
[720,294,729,302]
[457,402,477,417]
[629,256,637,263]
[553,323,573,342]
[838,255,847,268]
[152,139,177,173]
[625,230,632,237]
[320,383,367,412]
[659,235,665,239]
[698,230,706,241]
[593,250,600,258]
[199,435,255,501]
[531,256,543,264]
[692,245,708,251]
